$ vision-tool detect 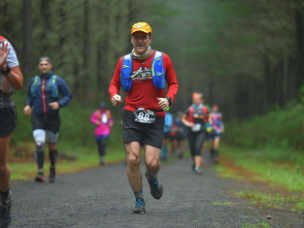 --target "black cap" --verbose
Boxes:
[39,56,51,63]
